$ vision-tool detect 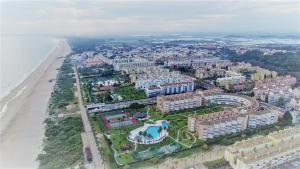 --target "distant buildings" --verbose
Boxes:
[216,75,254,91]
[157,92,203,113]
[253,75,296,104]
[164,57,232,69]
[112,58,156,71]
[195,68,226,79]
[225,127,300,169]
[216,76,246,87]
[228,62,278,81]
